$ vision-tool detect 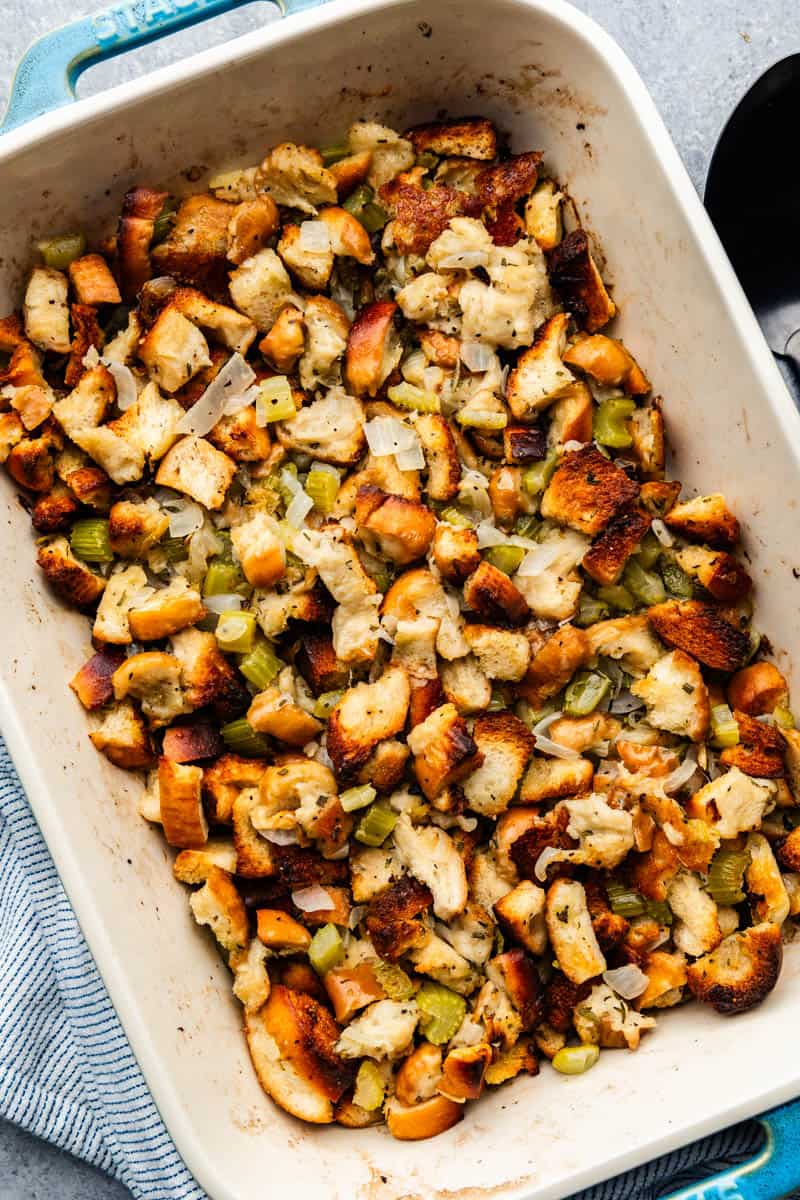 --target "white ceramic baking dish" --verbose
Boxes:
[3,2,800,1197]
